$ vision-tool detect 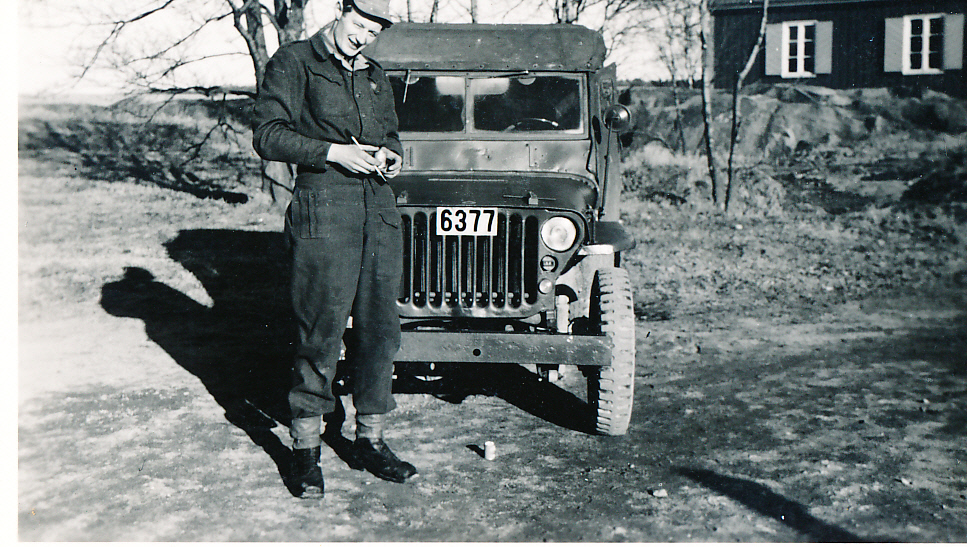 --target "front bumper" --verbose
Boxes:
[392,330,611,366]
